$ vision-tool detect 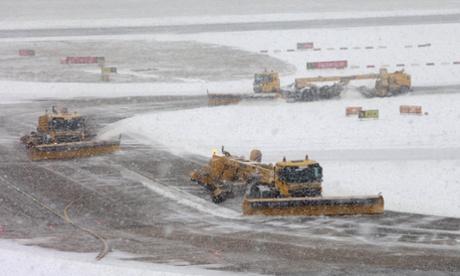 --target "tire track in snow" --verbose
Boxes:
[120,167,241,220]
